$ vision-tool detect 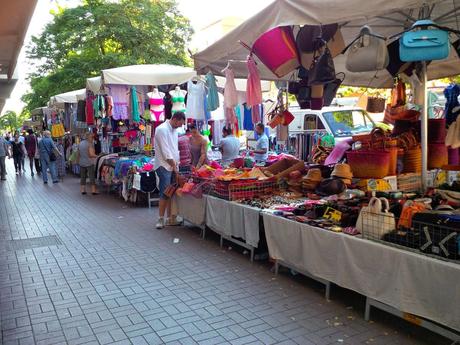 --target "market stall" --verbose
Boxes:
[262,211,460,337]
